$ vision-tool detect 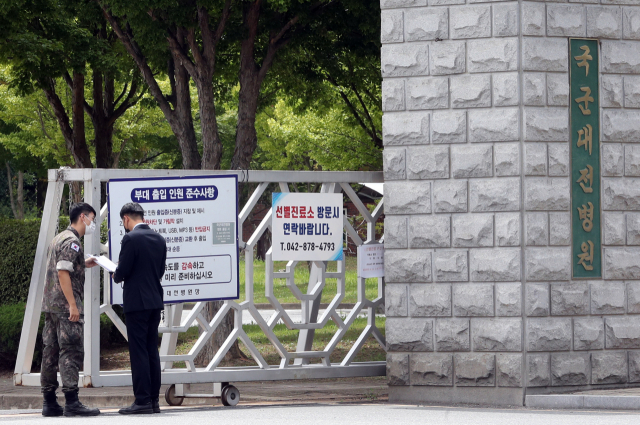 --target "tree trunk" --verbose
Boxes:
[36,178,47,213]
[69,181,82,205]
[100,10,201,170]
[231,1,262,171]
[256,230,270,261]
[6,163,17,219]
[232,77,260,170]
[194,301,247,366]
[230,0,295,170]
[196,75,223,170]
[16,170,24,220]
[171,53,201,170]
[41,76,92,169]
[92,70,115,170]
[71,72,93,168]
